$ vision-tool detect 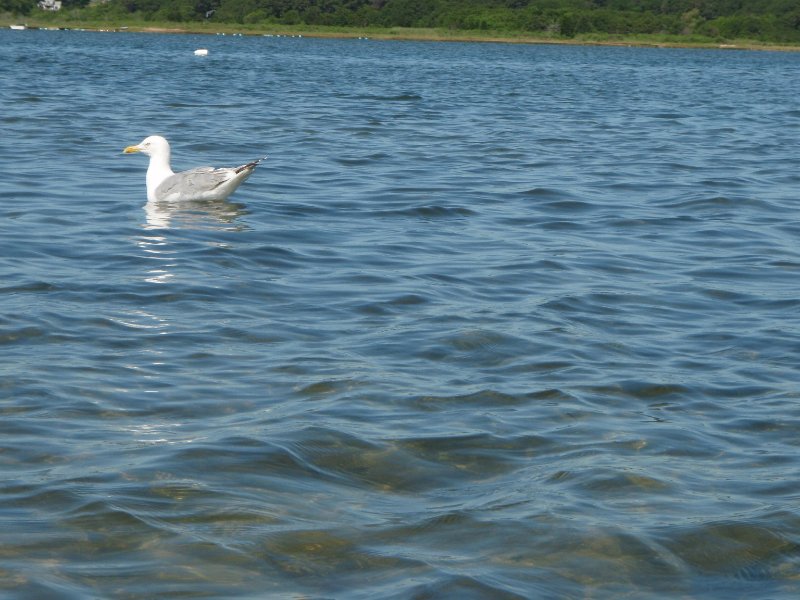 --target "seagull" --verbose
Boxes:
[124,135,266,202]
